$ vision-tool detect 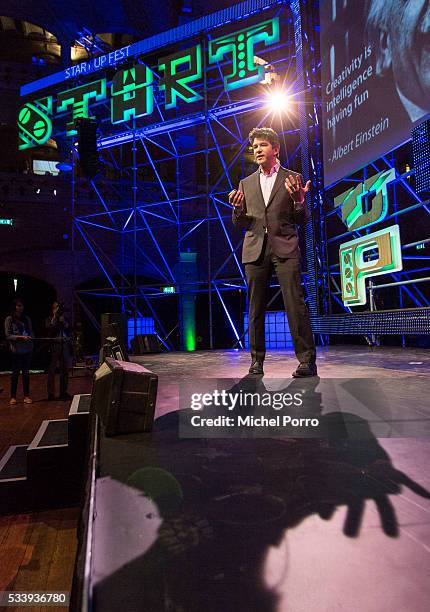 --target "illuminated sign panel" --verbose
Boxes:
[111,65,154,124]
[208,18,280,91]
[320,1,430,186]
[57,79,107,135]
[339,225,403,307]
[159,46,202,108]
[337,169,403,306]
[65,46,132,80]
[18,18,280,150]
[18,97,53,150]
[334,168,395,231]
